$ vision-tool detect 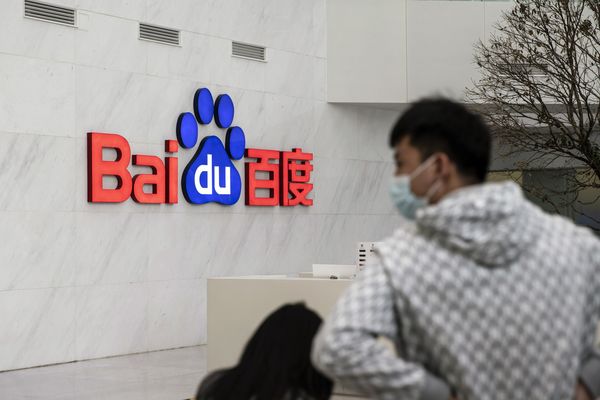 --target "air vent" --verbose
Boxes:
[24,0,76,26]
[139,23,180,46]
[232,42,266,62]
